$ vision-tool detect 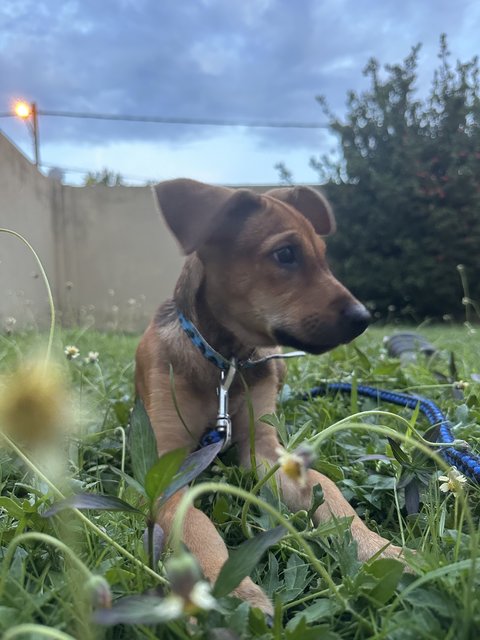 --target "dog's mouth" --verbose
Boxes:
[273,329,339,355]
[273,305,370,354]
